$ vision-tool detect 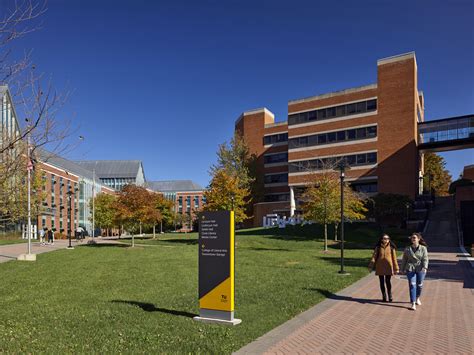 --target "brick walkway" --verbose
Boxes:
[236,248,474,354]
